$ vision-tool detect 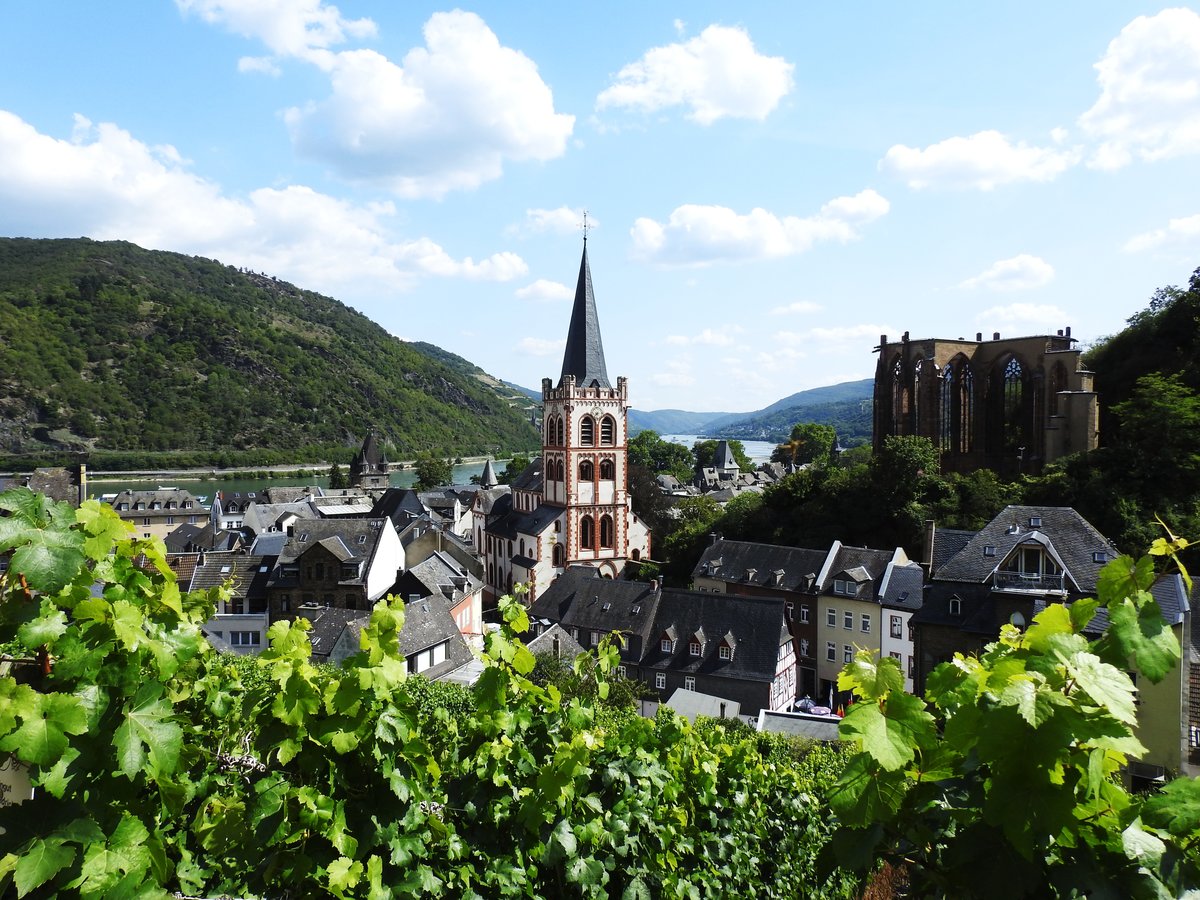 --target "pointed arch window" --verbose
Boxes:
[580,515,595,549]
[600,515,614,548]
[959,363,975,454]
[555,417,564,446]
[545,417,554,445]
[599,459,615,480]
[552,543,564,566]
[940,365,955,452]
[579,460,595,480]
[600,415,616,445]
[913,359,924,435]
[580,416,595,447]
[890,357,908,435]
[1001,356,1024,451]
